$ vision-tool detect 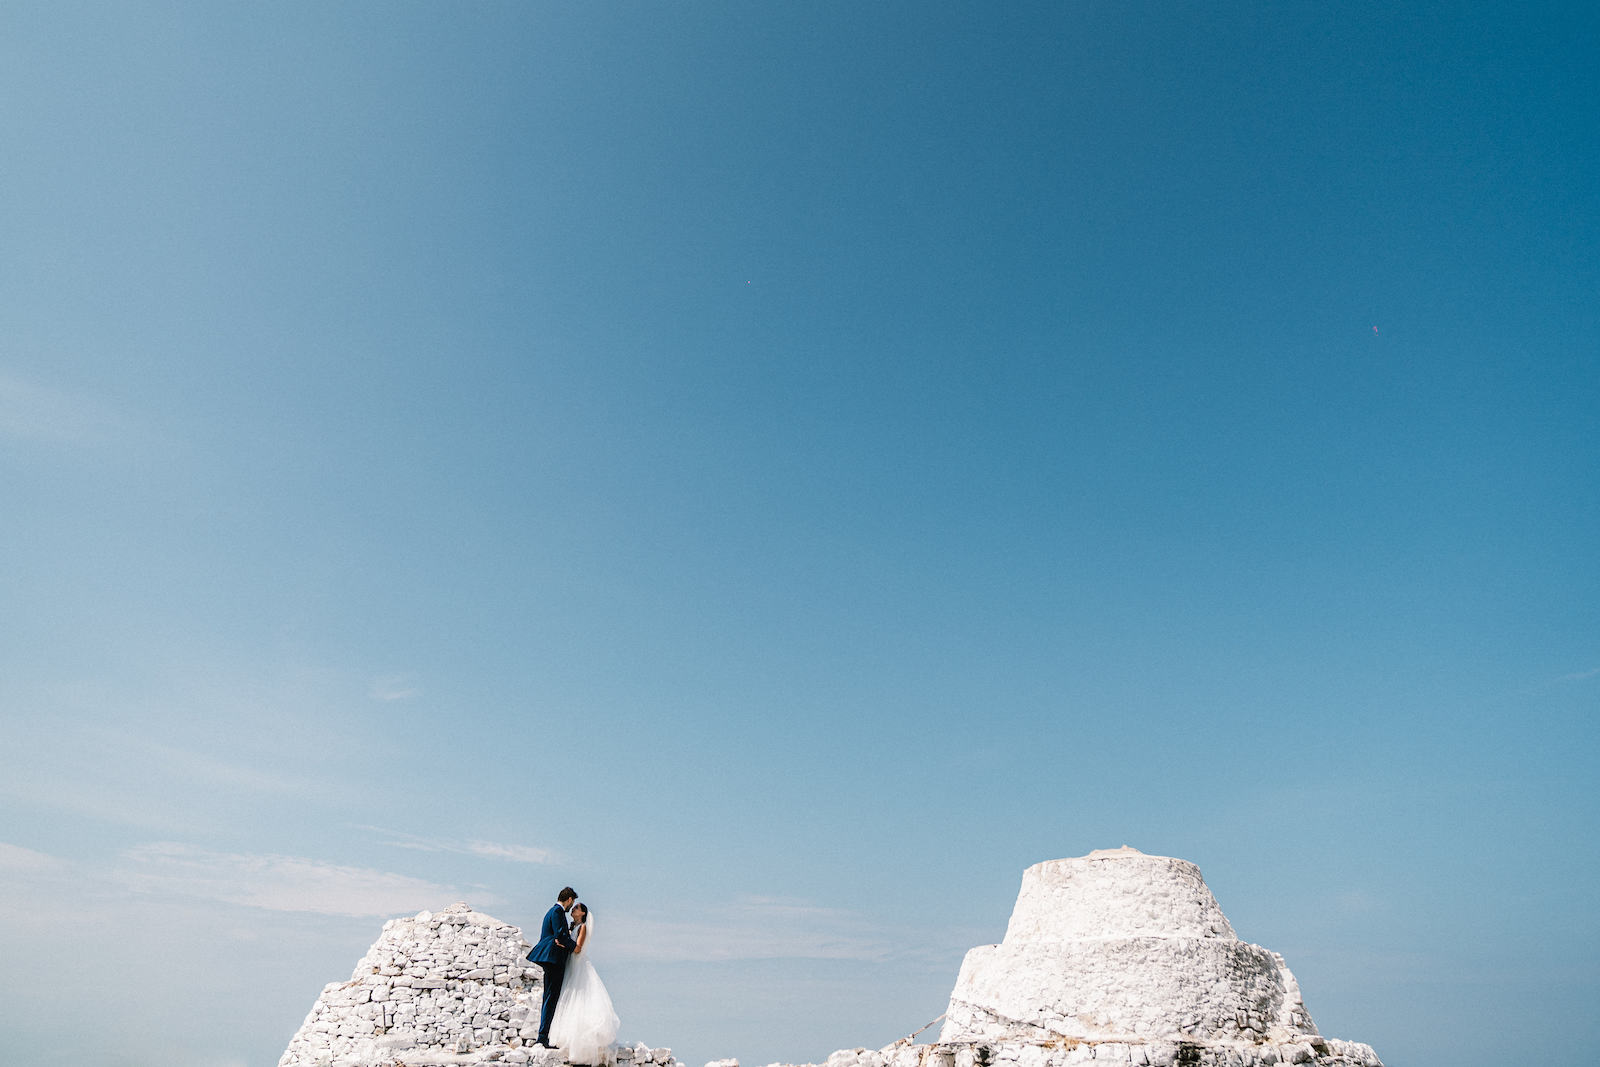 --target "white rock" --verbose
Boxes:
[940,849,1328,1048]
[279,903,563,1067]
[281,851,1384,1067]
